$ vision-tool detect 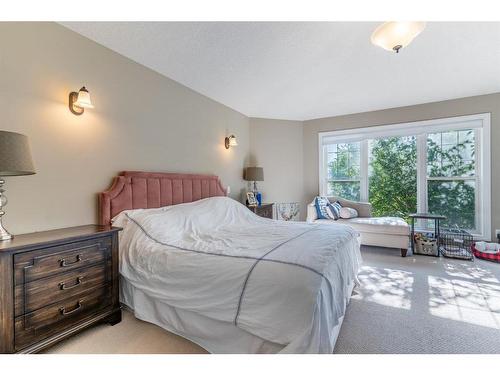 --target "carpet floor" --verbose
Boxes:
[45,246,500,354]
